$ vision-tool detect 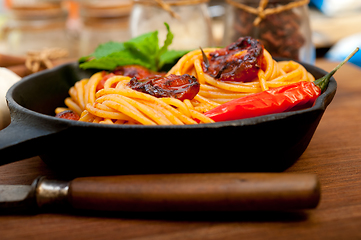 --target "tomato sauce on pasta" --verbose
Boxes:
[55,37,315,125]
